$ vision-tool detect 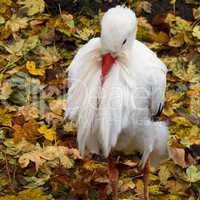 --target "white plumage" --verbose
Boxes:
[65,6,168,168]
